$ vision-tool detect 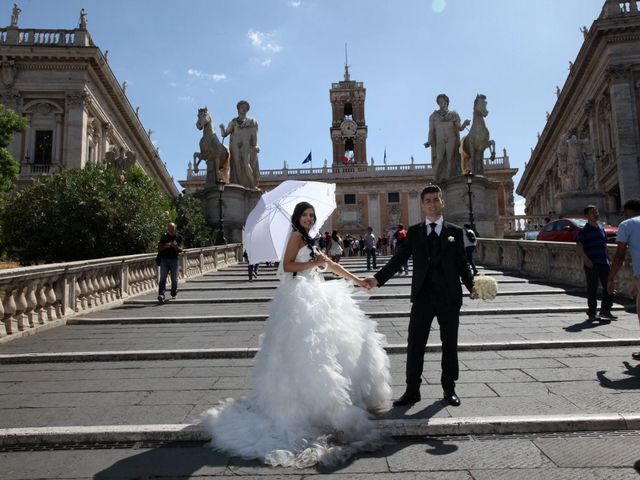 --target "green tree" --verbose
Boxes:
[174,194,216,248]
[0,104,27,194]
[1,163,174,264]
